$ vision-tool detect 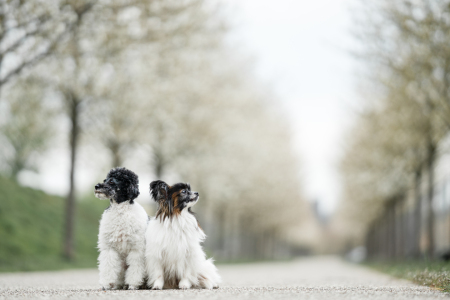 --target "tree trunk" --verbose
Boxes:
[425,140,436,259]
[216,209,225,258]
[396,199,404,259]
[63,95,80,260]
[389,203,396,259]
[0,52,3,99]
[383,213,388,259]
[11,153,24,180]
[413,170,422,258]
[109,140,122,167]
[375,220,381,259]
[153,150,164,179]
[367,226,375,259]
